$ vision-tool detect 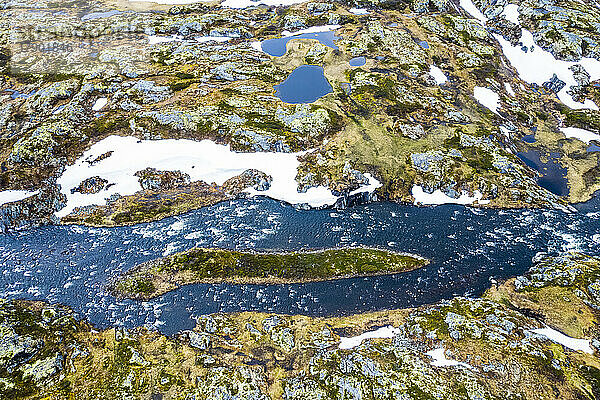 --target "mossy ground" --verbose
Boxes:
[111,247,428,299]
